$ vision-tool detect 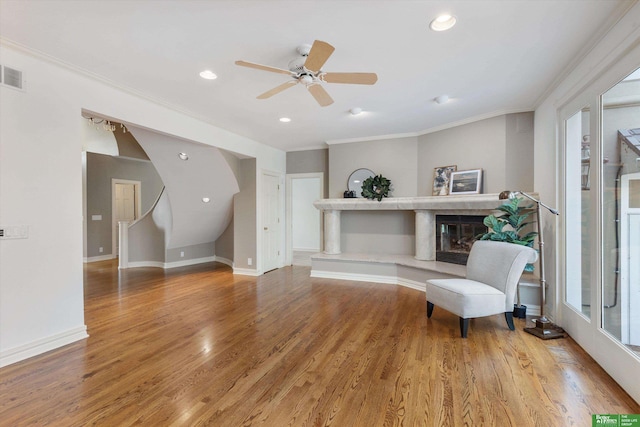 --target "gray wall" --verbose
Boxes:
[166,242,215,263]
[233,158,257,270]
[341,211,415,255]
[418,115,507,195]
[324,113,534,258]
[287,148,329,197]
[329,137,418,198]
[505,112,535,192]
[86,152,163,258]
